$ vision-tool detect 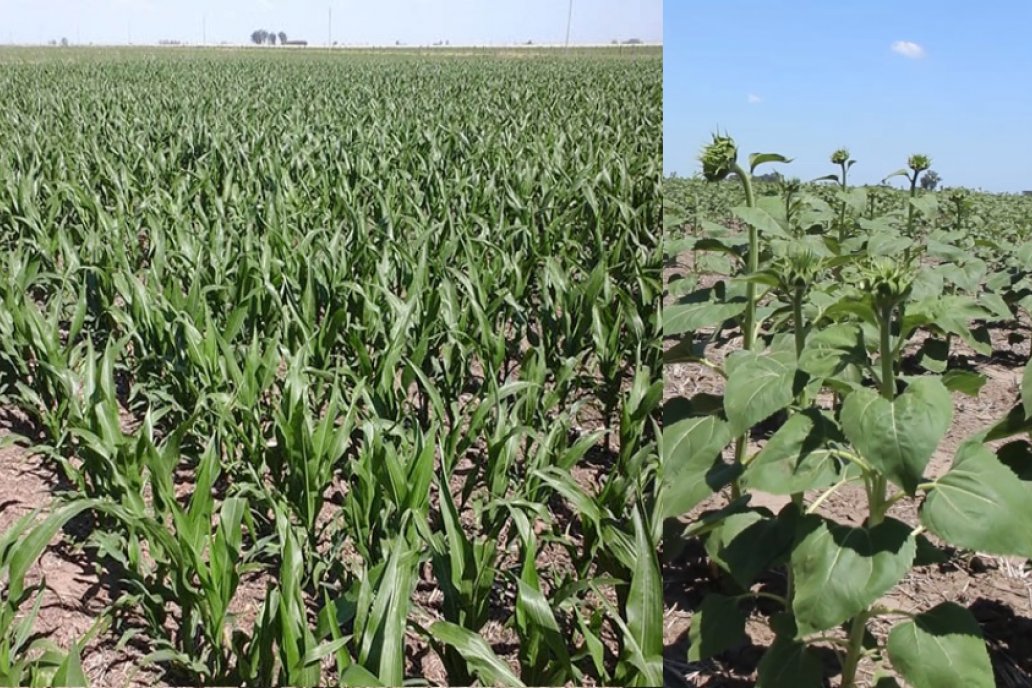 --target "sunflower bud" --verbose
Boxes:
[859,257,914,311]
[907,154,931,173]
[775,249,822,293]
[830,148,850,165]
[782,177,802,195]
[700,134,738,182]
